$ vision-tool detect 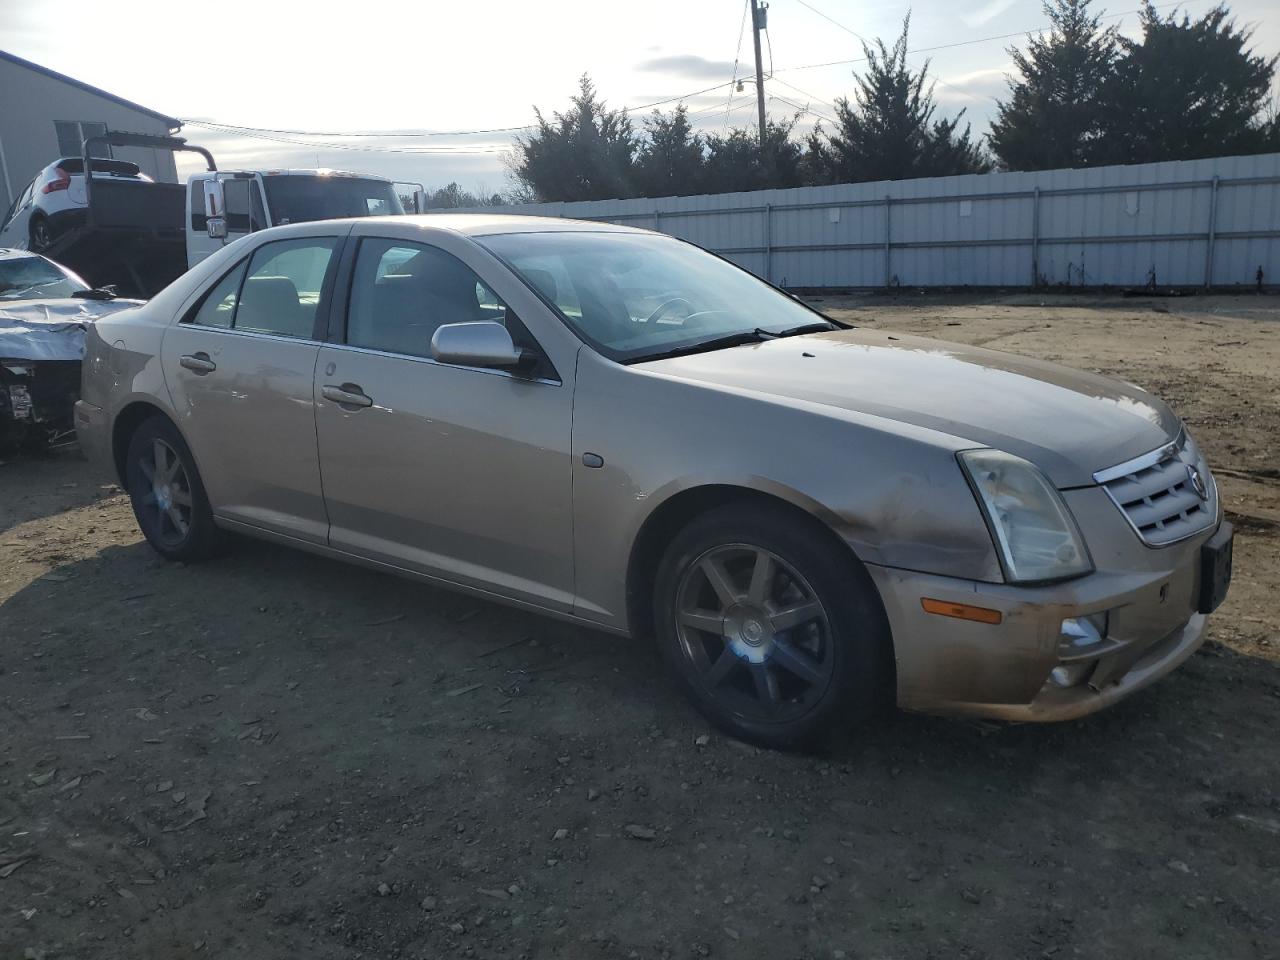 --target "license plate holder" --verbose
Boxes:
[1197,522,1233,615]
